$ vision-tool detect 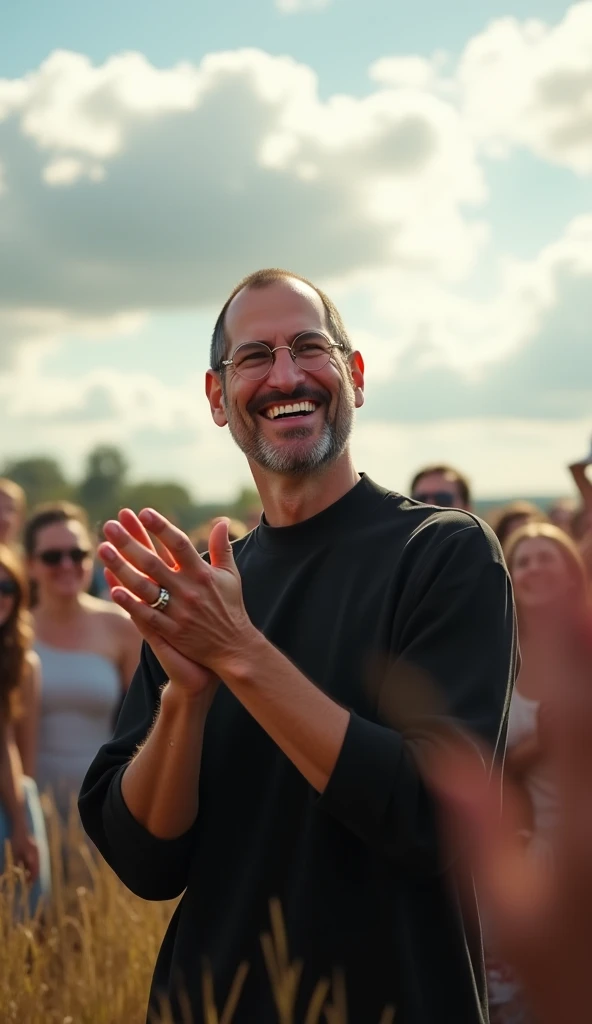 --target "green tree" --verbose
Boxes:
[123,481,195,528]
[231,485,262,525]
[77,445,129,526]
[2,456,71,509]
